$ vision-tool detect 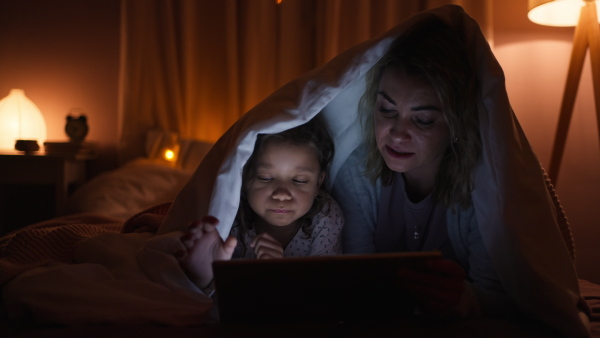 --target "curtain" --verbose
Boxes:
[118,0,491,163]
